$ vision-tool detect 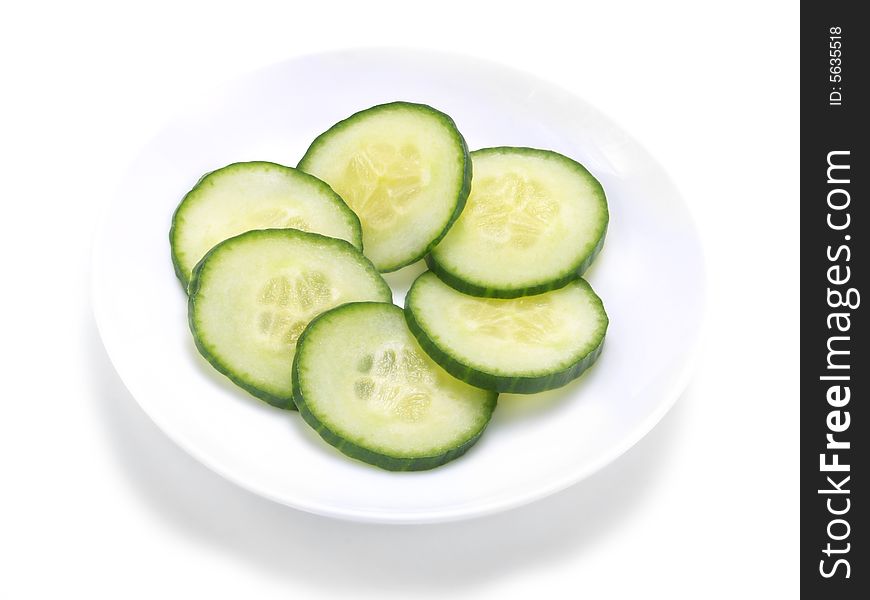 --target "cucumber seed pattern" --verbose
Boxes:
[256,272,333,347]
[341,143,429,229]
[458,296,559,344]
[248,207,311,232]
[467,173,559,248]
[353,346,434,421]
